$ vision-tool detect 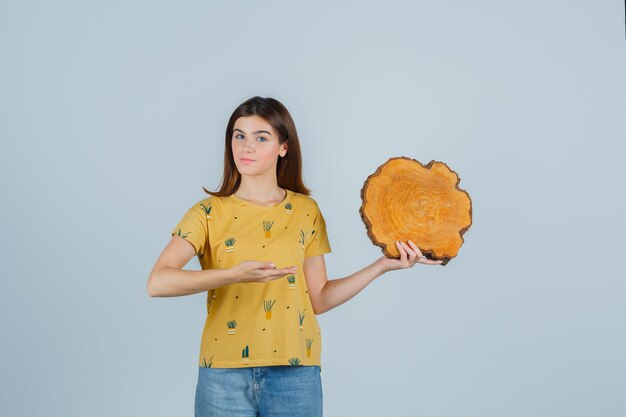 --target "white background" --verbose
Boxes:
[1,1,625,416]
